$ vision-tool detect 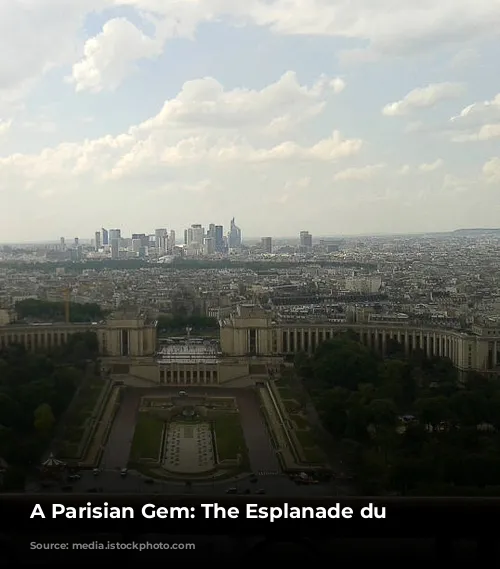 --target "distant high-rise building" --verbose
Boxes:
[131,239,141,254]
[60,237,65,250]
[95,231,101,251]
[102,228,109,246]
[190,224,204,244]
[228,217,241,249]
[155,228,167,254]
[299,231,312,251]
[184,229,188,245]
[74,237,79,247]
[204,237,215,255]
[70,248,81,261]
[215,225,224,252]
[132,233,148,247]
[261,237,272,253]
[109,229,121,241]
[110,238,120,259]
[168,230,175,253]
